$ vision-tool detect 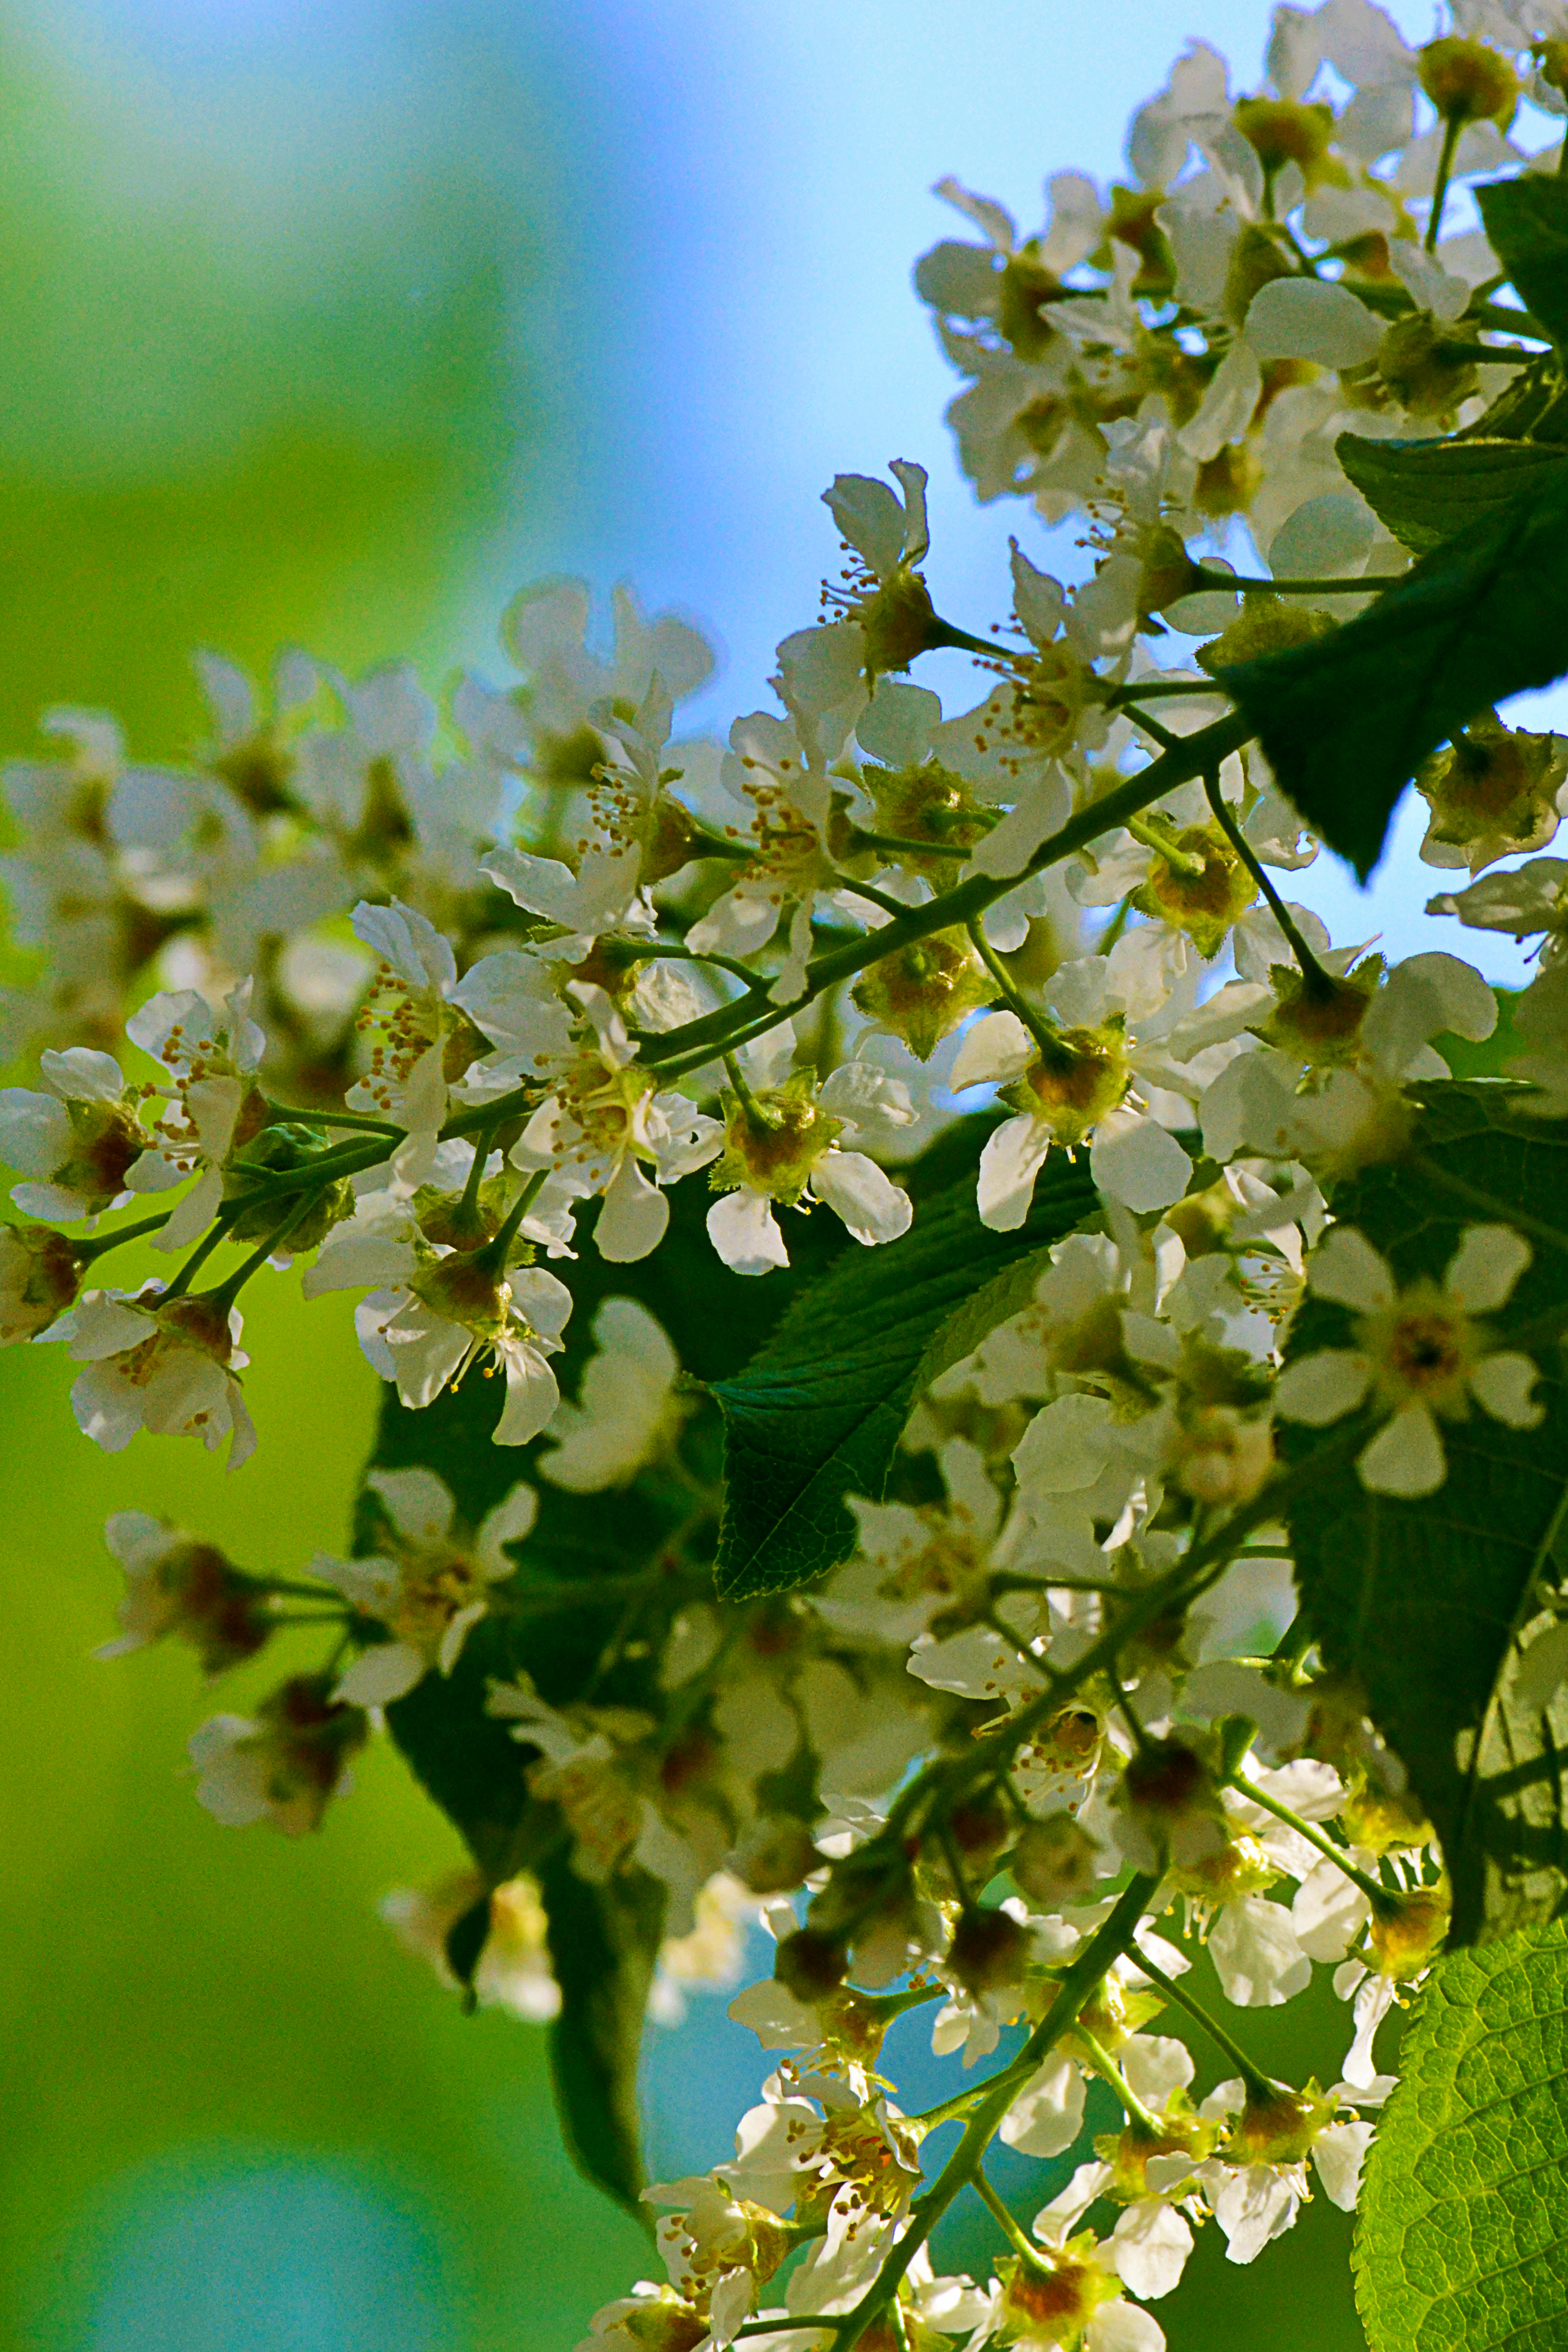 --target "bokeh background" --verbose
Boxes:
[0,2,1554,2344]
